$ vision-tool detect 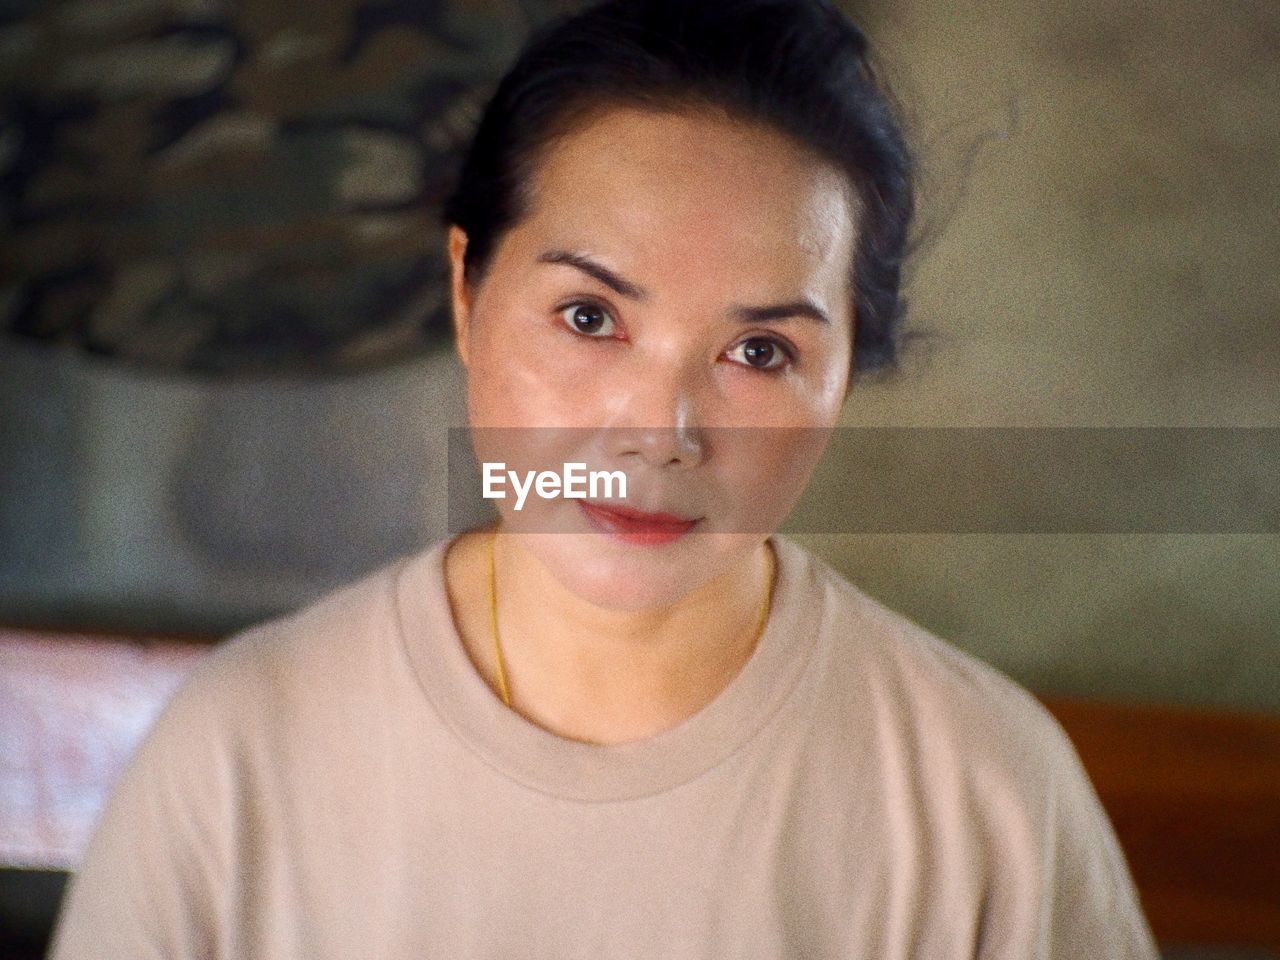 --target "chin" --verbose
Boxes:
[516,528,742,612]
